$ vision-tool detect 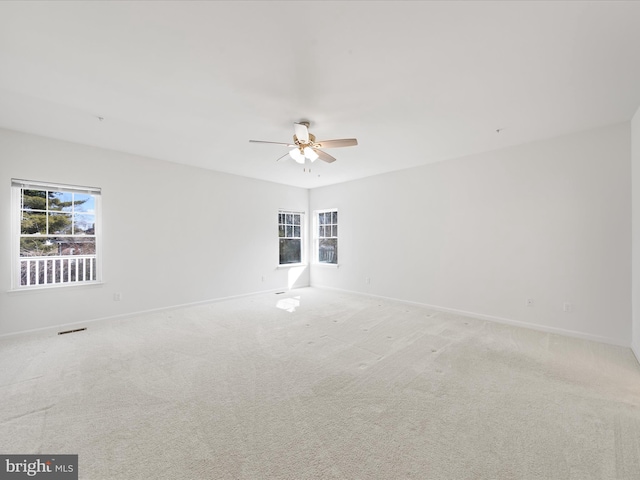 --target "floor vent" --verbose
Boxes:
[275,291,286,295]
[58,327,87,335]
